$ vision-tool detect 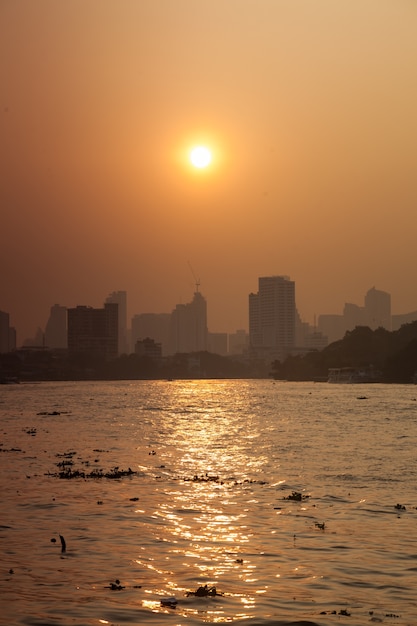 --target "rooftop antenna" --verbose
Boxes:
[187,261,200,293]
